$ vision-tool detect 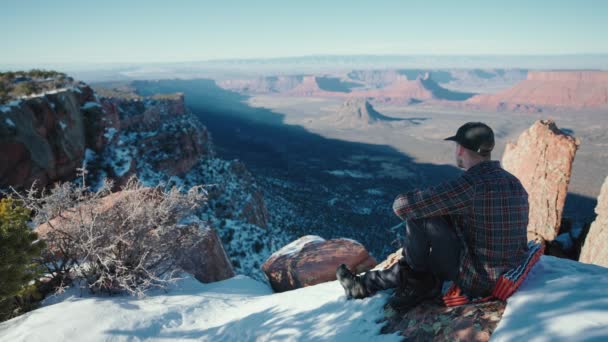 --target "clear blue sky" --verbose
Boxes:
[1,0,606,66]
